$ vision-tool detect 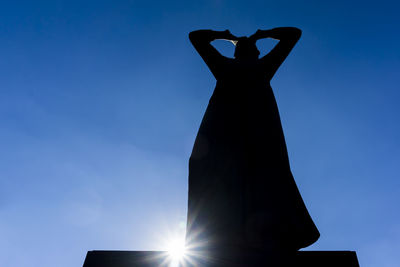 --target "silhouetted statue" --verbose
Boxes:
[185,28,320,264]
